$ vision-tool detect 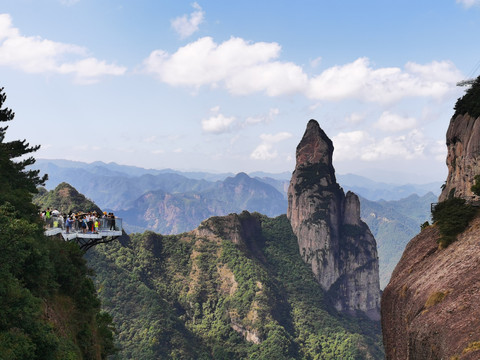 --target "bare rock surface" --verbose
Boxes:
[381,216,480,360]
[287,119,381,320]
[440,114,480,202]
